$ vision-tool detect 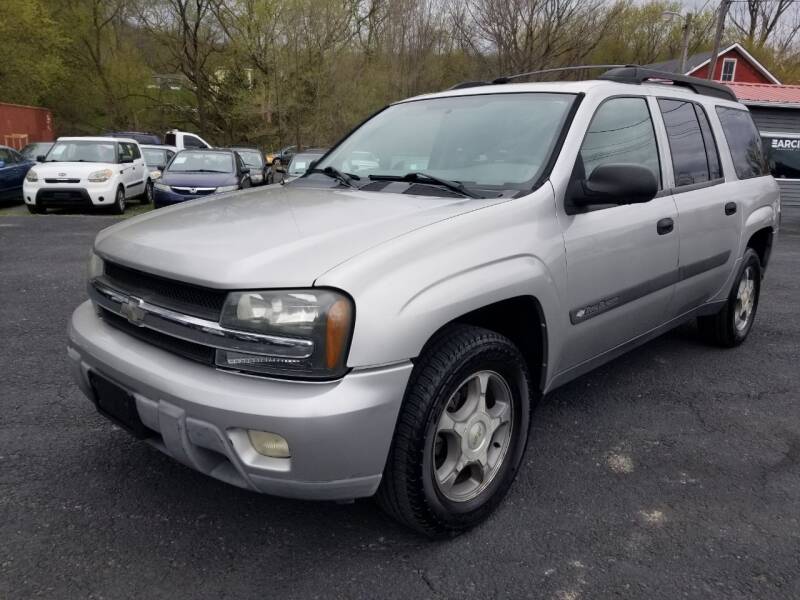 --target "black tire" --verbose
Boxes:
[377,324,532,537]
[27,203,45,214]
[698,248,762,347]
[110,186,126,215]
[143,180,153,204]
